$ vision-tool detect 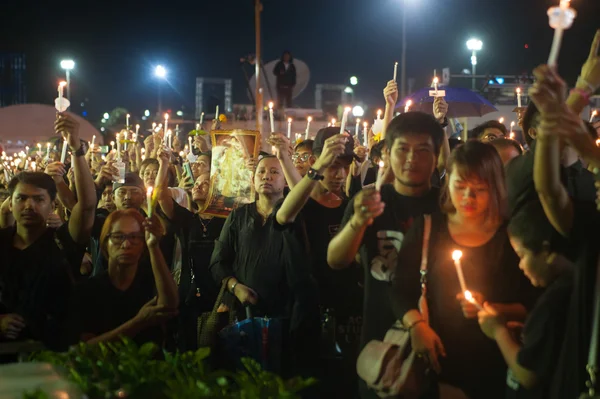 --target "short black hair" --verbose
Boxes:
[370,141,386,160]
[468,120,508,140]
[522,102,541,147]
[8,172,57,201]
[257,154,278,169]
[489,138,524,155]
[508,200,566,254]
[295,140,314,152]
[384,112,445,156]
